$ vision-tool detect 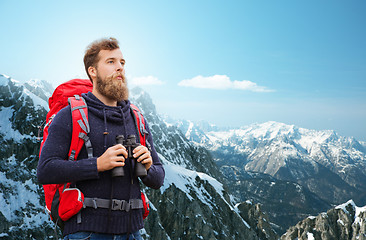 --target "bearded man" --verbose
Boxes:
[37,37,165,240]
